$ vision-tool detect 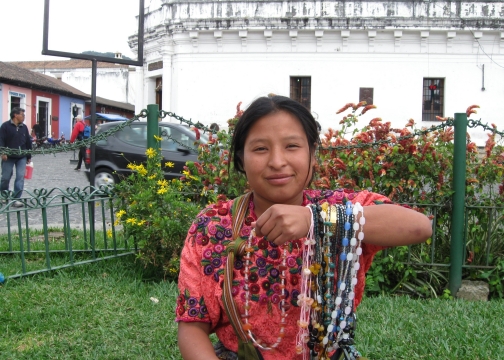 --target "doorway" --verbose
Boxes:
[36,97,52,138]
